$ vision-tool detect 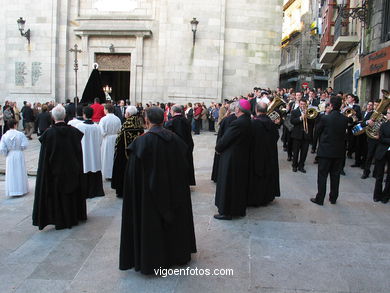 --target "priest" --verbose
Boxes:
[33,105,86,230]
[214,99,252,220]
[211,101,236,182]
[111,106,144,198]
[120,106,196,274]
[247,102,280,206]
[164,104,196,186]
[76,106,105,198]
[99,103,121,180]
